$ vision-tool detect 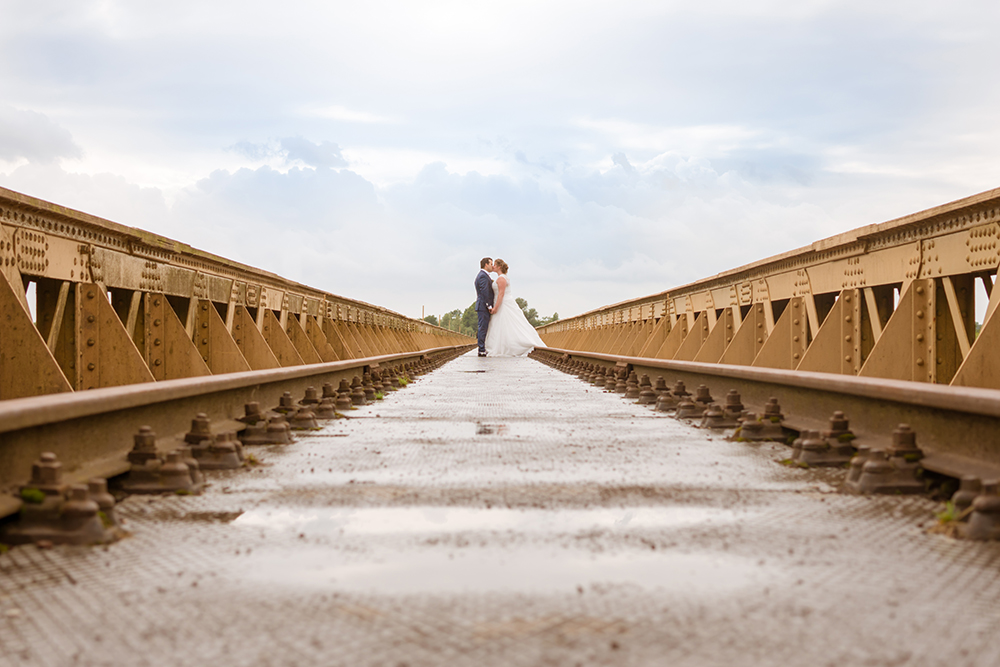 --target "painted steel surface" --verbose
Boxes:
[0,185,471,399]
[538,187,1000,389]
